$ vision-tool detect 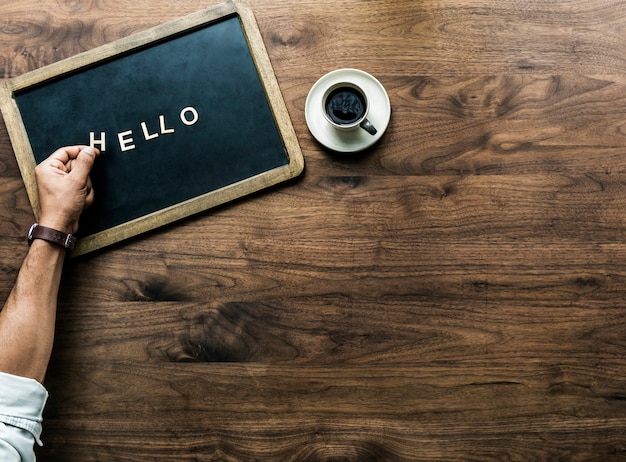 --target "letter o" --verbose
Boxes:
[180,106,199,126]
